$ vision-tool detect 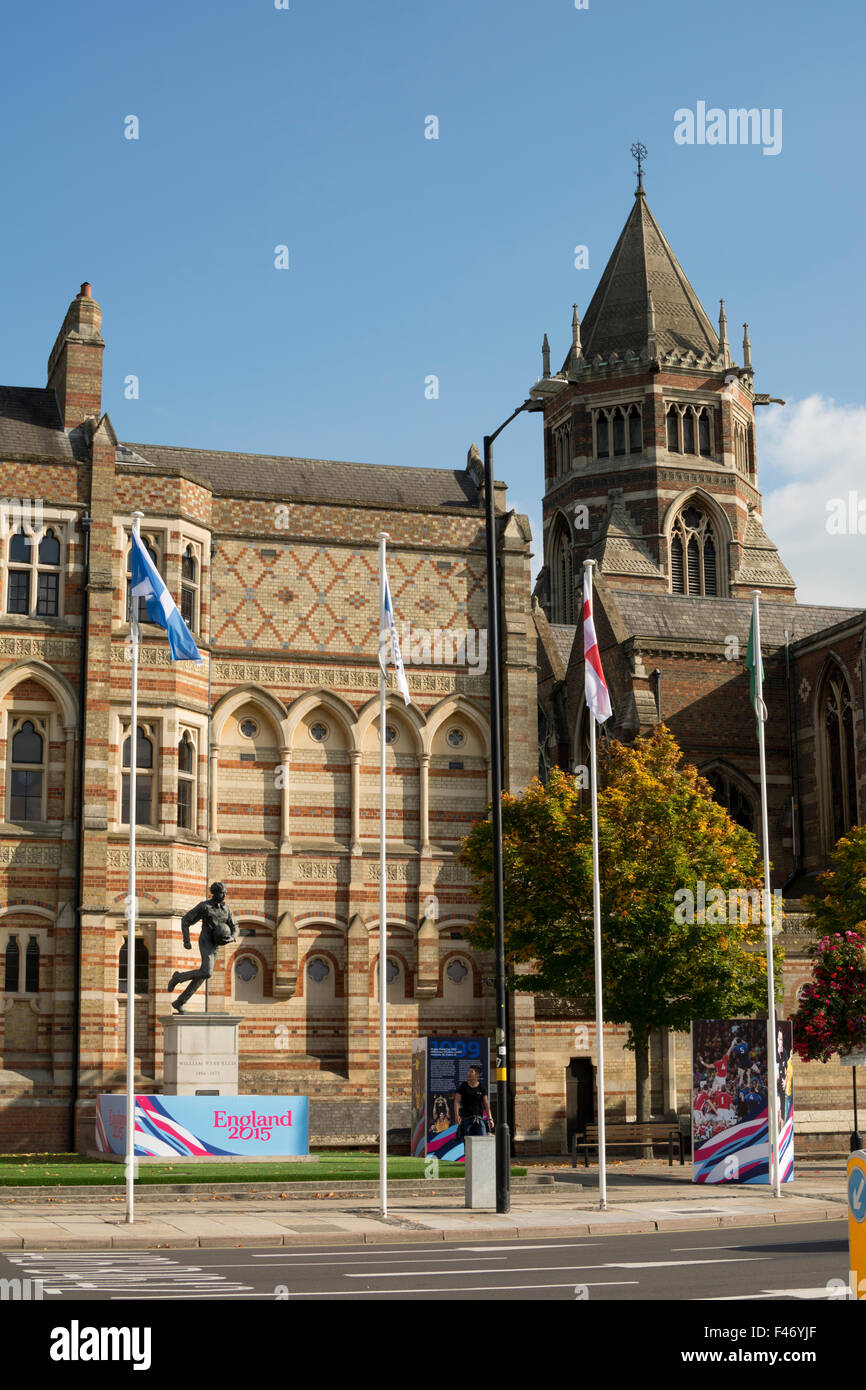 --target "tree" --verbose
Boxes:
[460,725,781,1121]
[801,826,866,939]
[793,932,866,1064]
